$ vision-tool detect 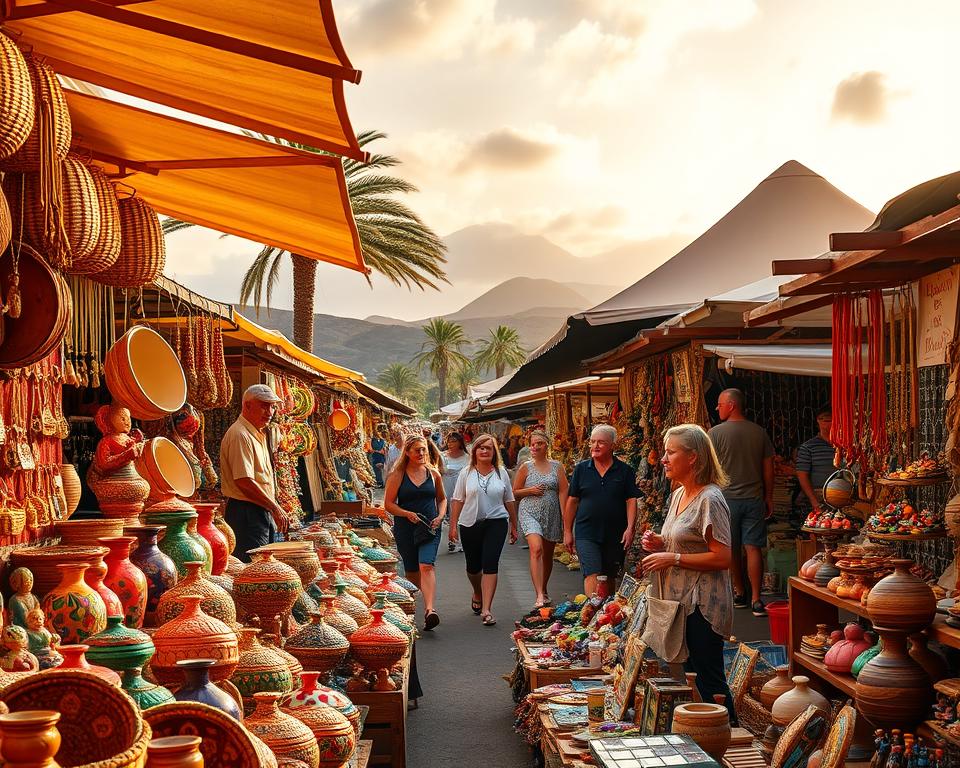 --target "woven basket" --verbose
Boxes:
[82,163,122,274]
[91,194,165,288]
[0,185,10,254]
[2,53,71,171]
[0,32,35,160]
